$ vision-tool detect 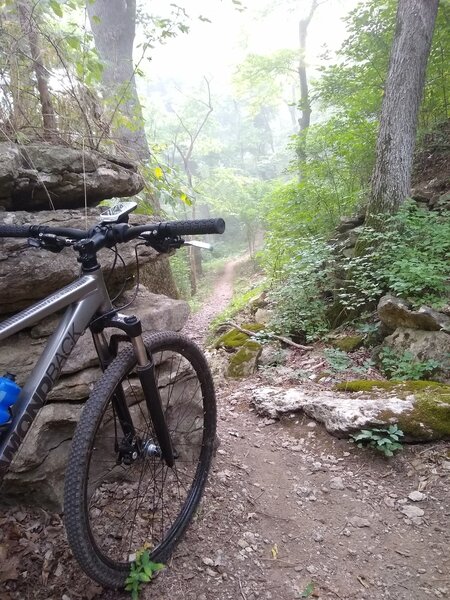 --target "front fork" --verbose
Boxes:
[91,313,175,467]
